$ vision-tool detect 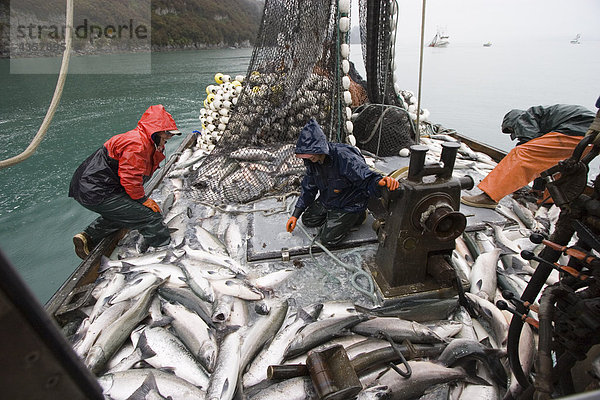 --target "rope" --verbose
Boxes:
[415,0,427,144]
[308,233,343,285]
[358,103,417,144]
[0,0,73,169]
[295,217,378,303]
